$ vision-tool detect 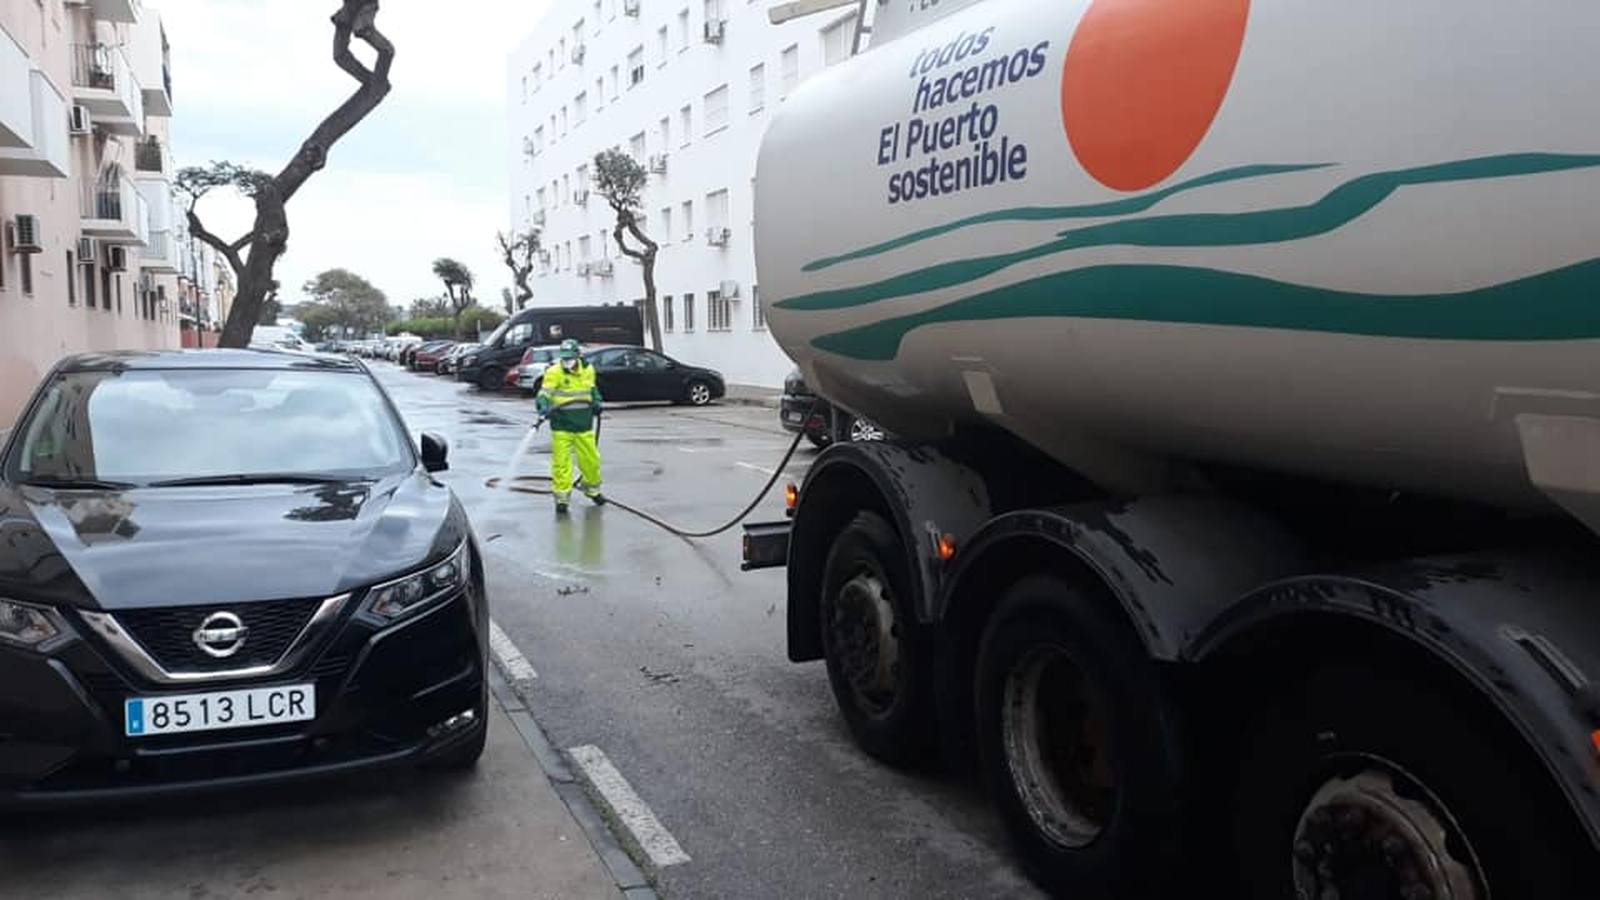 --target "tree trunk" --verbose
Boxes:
[218,189,289,348]
[641,251,663,352]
